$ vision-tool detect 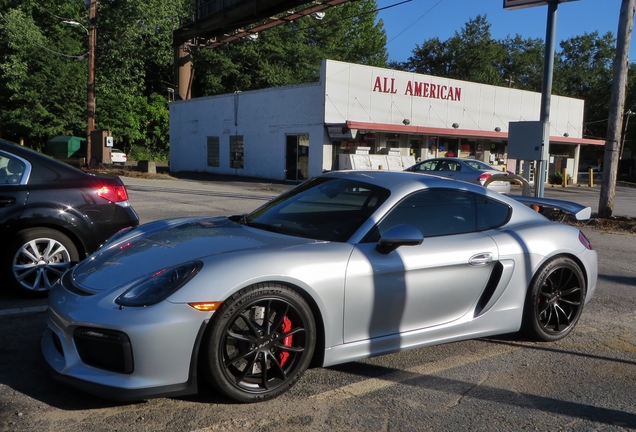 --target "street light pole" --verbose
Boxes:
[86,0,97,167]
